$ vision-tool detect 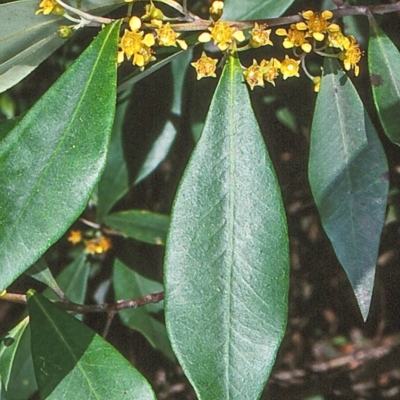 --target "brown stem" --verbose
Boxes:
[0,291,165,314]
